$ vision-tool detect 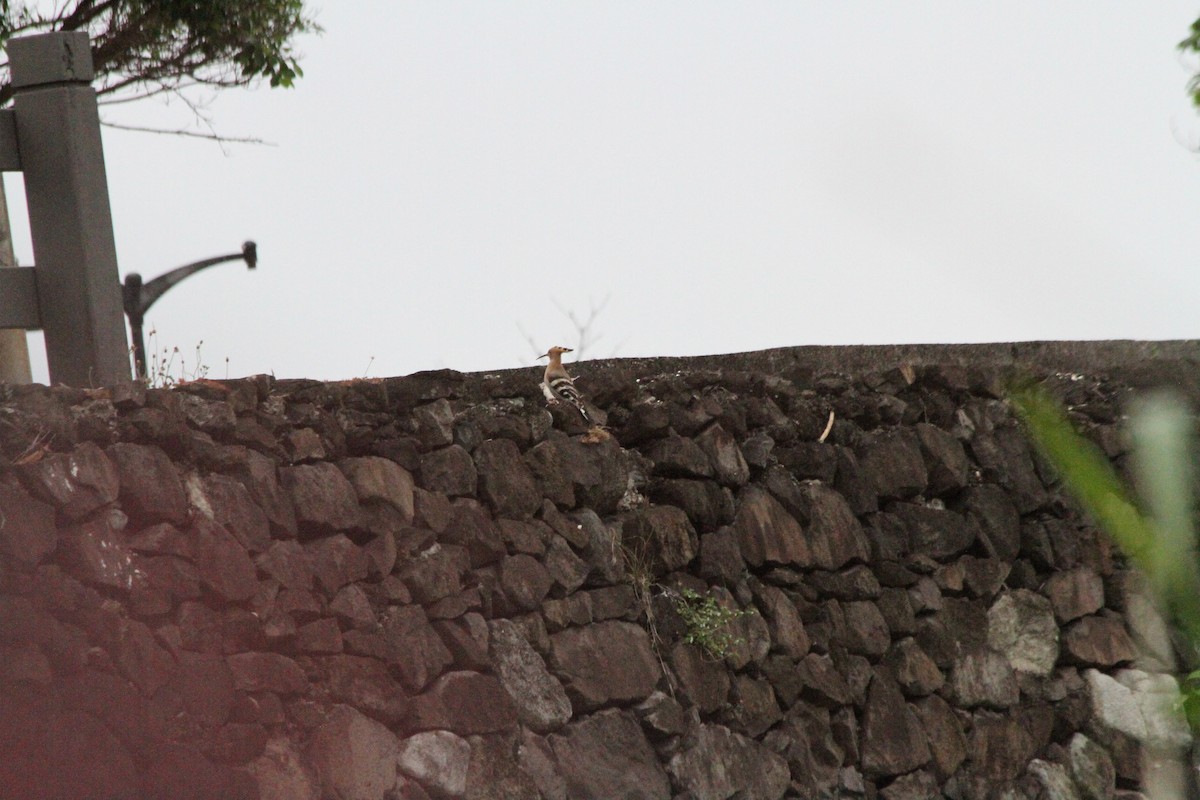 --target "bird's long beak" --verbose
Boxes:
[537,352,549,360]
